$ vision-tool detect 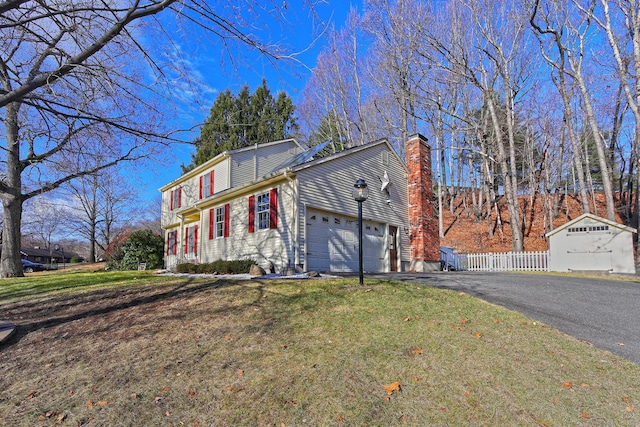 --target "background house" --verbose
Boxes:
[160,134,440,273]
[546,213,636,274]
